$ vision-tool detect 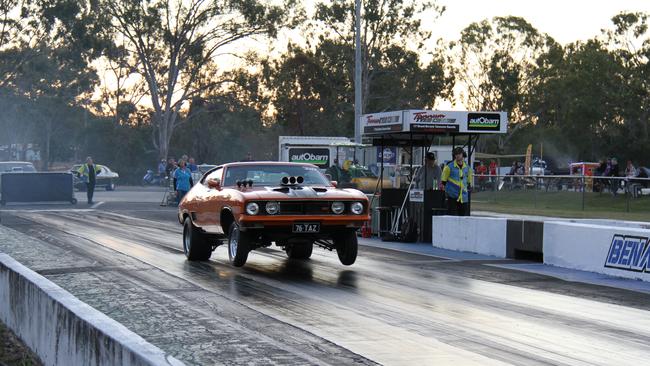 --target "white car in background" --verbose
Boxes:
[0,161,37,193]
[71,164,119,191]
[0,161,37,173]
